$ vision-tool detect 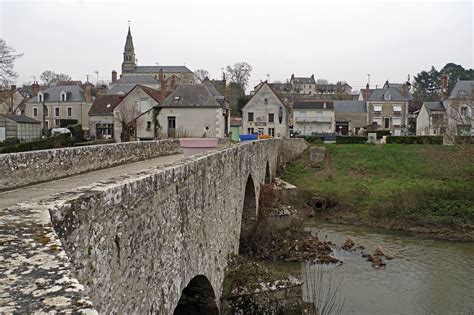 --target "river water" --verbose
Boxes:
[299,219,474,314]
